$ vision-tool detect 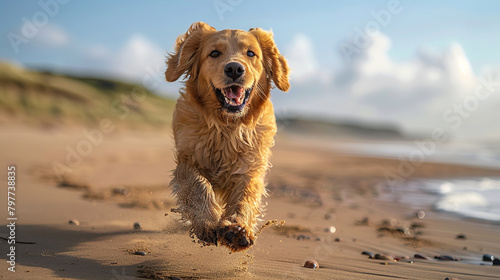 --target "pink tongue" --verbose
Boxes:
[226,86,244,99]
